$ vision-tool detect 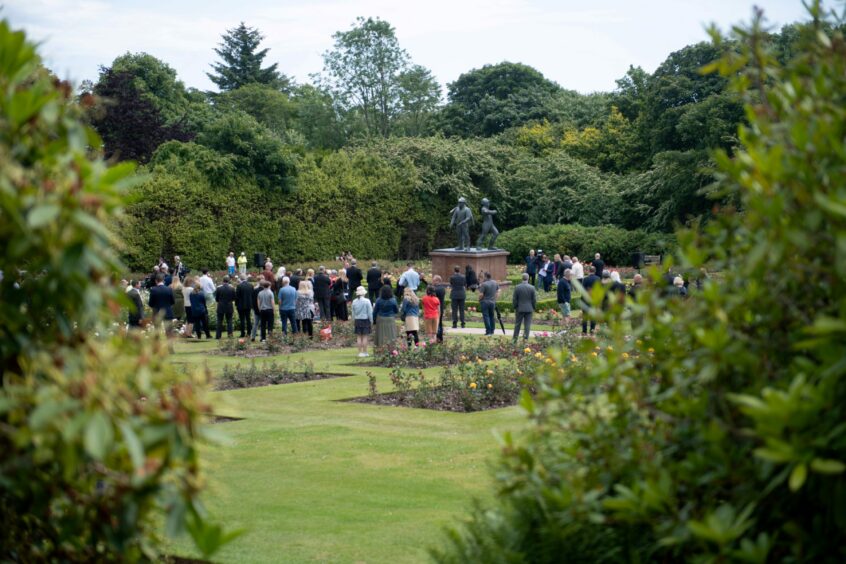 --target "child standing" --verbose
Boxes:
[351,286,373,357]
[421,286,440,341]
[400,287,420,346]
